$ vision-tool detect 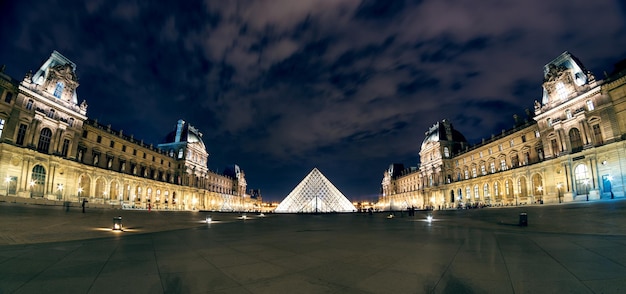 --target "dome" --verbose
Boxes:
[160,119,206,151]
[420,120,467,152]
